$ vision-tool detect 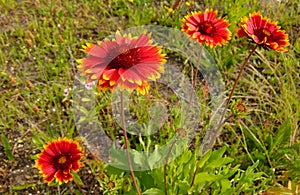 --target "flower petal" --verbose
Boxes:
[182,9,231,47]
[236,12,289,52]
[35,138,83,184]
